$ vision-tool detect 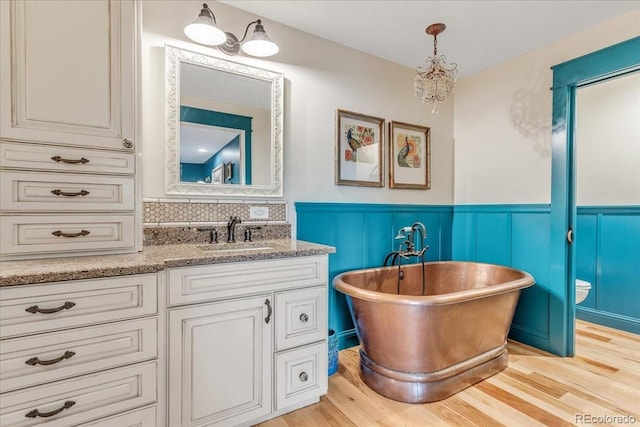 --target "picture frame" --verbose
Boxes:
[211,164,223,184]
[224,162,233,182]
[336,109,384,187]
[389,121,431,189]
